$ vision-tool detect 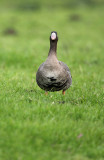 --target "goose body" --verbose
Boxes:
[36,31,72,94]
